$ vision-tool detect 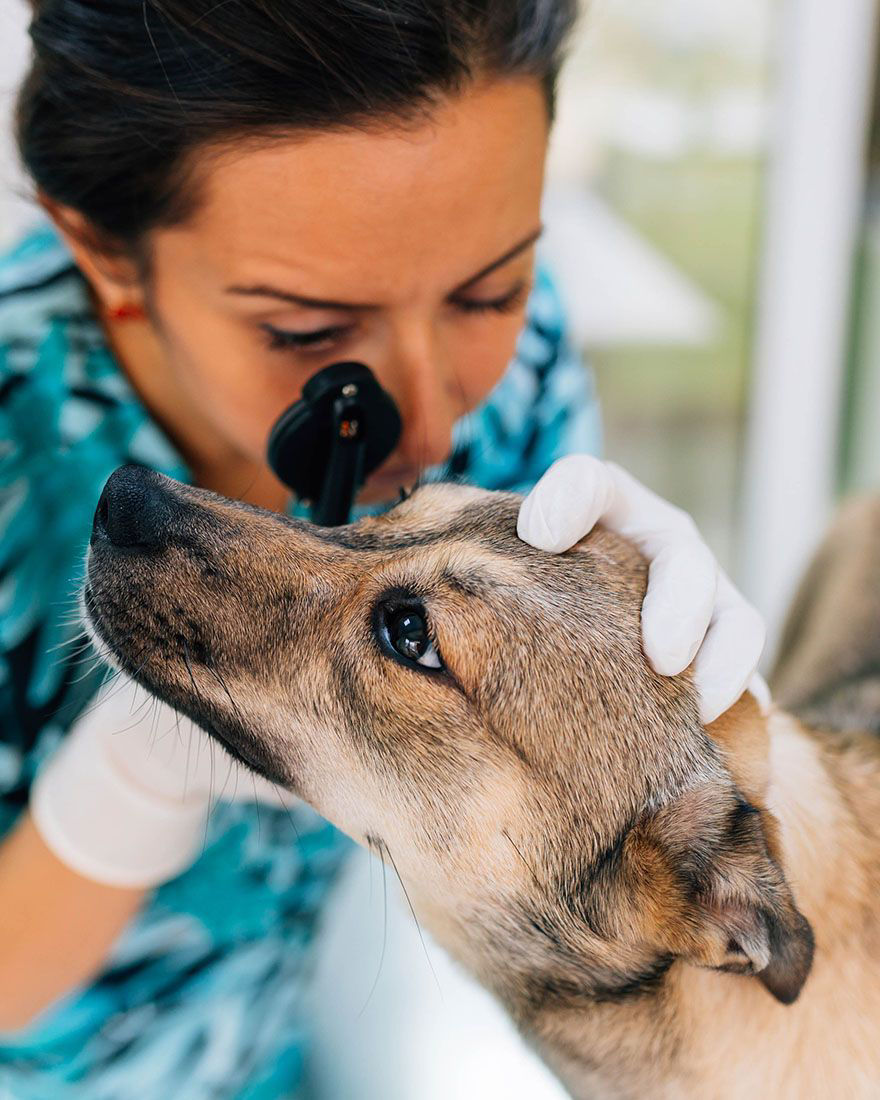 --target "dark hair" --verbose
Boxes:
[16,0,578,251]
